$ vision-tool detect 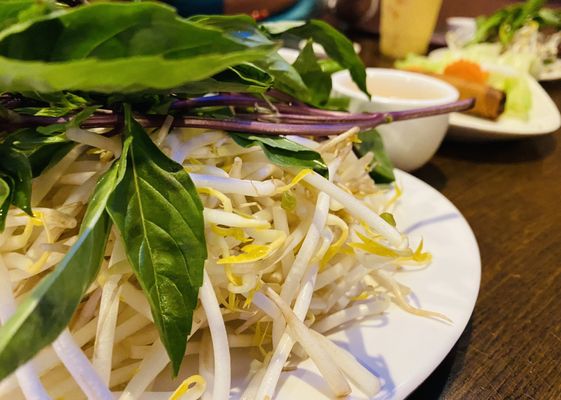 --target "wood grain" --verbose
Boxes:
[351,35,561,399]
